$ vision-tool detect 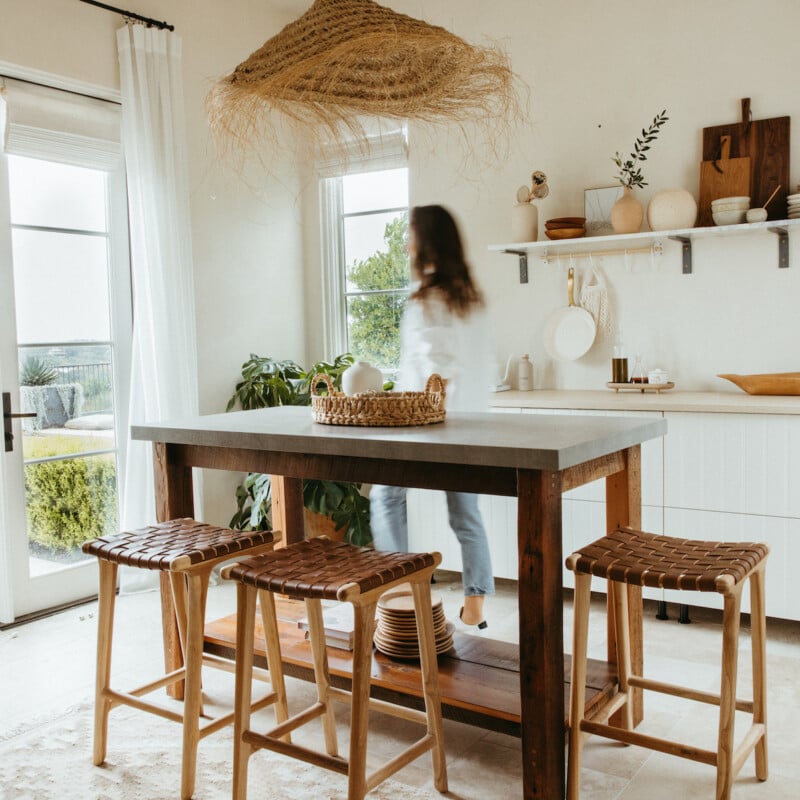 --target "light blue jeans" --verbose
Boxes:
[369,485,495,597]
